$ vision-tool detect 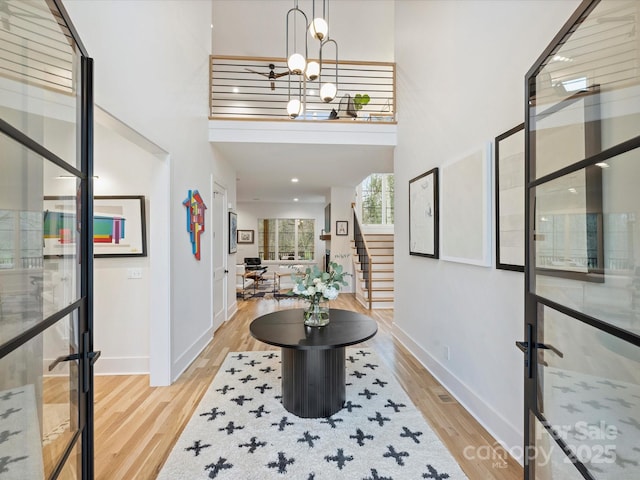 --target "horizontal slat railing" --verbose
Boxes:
[210,55,396,123]
[0,0,75,94]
